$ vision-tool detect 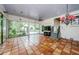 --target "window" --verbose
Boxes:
[29,22,35,33]
[29,22,42,34]
[8,21,29,38]
[35,23,40,32]
[8,20,43,38]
